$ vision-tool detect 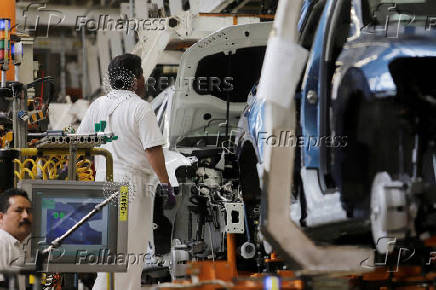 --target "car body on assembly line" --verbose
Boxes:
[149,21,274,280]
[237,0,436,253]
